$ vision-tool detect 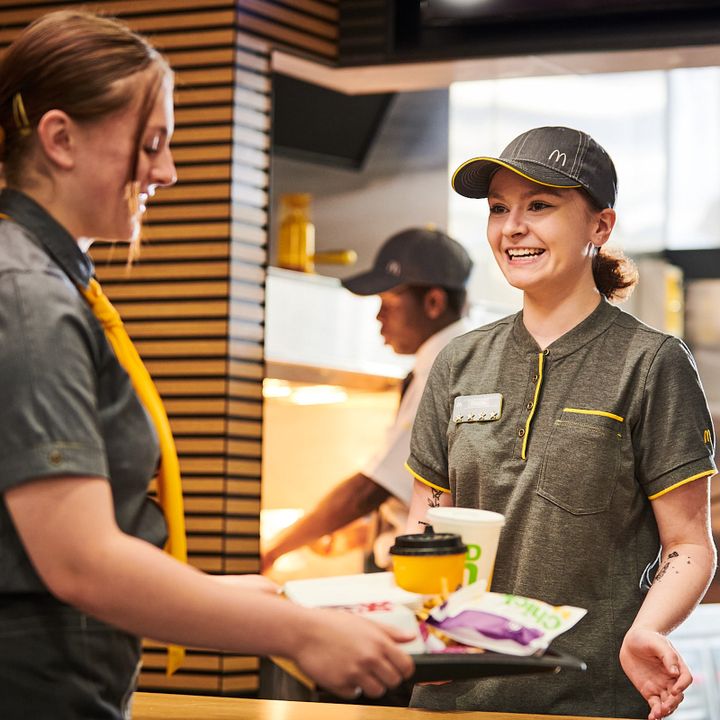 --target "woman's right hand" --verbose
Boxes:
[620,627,690,719]
[291,608,415,699]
